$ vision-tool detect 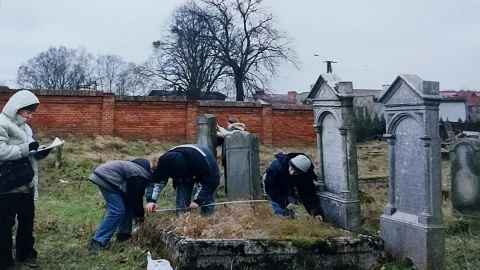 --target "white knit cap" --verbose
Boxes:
[289,155,311,173]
